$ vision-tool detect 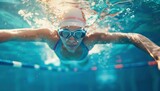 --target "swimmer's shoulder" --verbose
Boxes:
[83,32,97,50]
[41,28,60,49]
[83,31,110,50]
